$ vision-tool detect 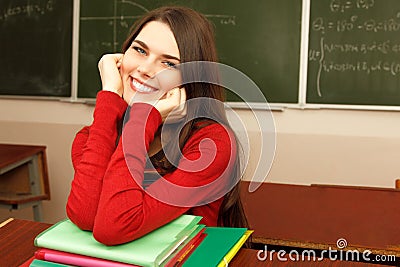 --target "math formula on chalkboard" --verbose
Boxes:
[307,0,400,106]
